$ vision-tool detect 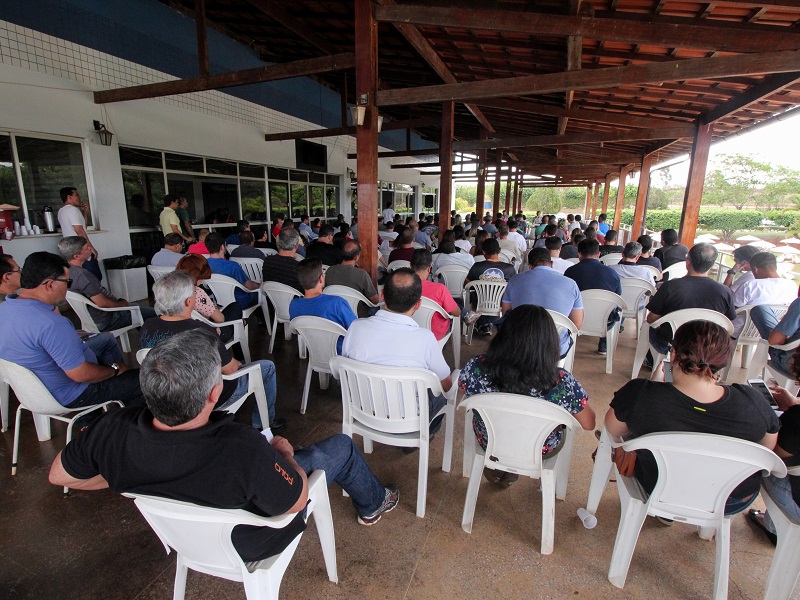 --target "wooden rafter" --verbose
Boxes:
[263,117,439,142]
[702,71,800,123]
[245,0,339,55]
